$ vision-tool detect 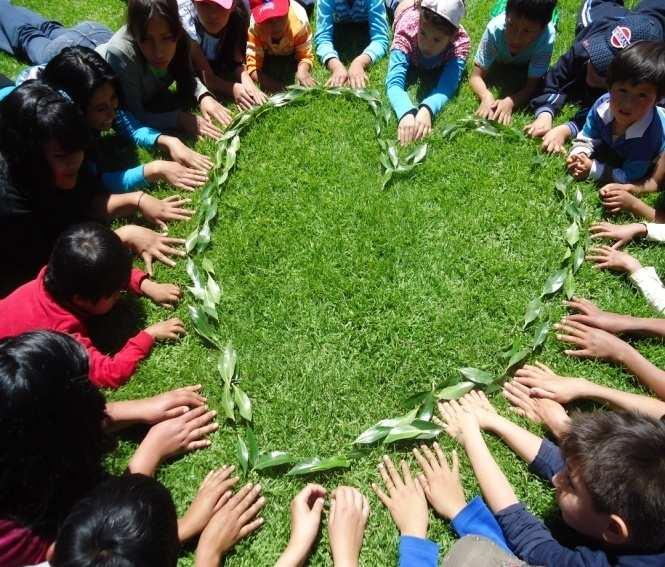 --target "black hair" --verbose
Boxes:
[44,222,133,304]
[506,0,556,27]
[42,46,122,117]
[0,81,91,192]
[560,411,665,551]
[420,6,458,36]
[607,41,665,97]
[0,331,112,539]
[51,474,180,567]
[127,0,196,102]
